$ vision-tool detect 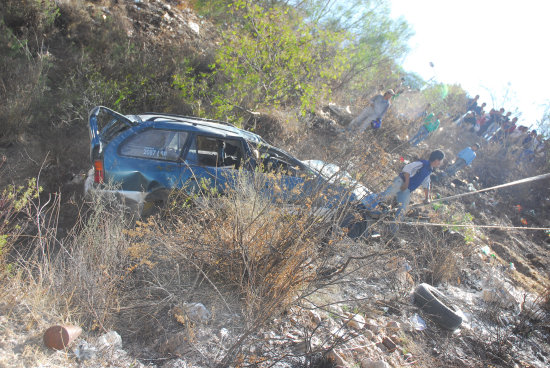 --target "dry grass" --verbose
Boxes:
[142,172,352,364]
[0,183,132,363]
[0,166,366,366]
